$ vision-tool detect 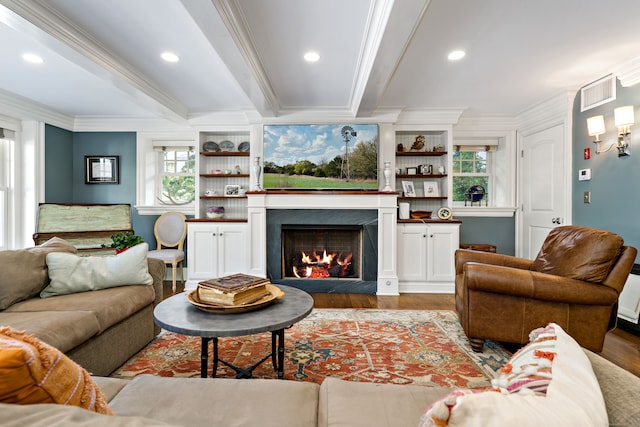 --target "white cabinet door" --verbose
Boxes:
[217,224,248,276]
[426,224,459,282]
[186,222,249,288]
[397,224,428,281]
[188,224,219,280]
